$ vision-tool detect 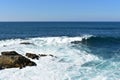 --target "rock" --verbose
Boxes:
[20,42,33,45]
[49,54,55,57]
[71,41,81,44]
[3,45,7,47]
[0,66,3,70]
[26,53,39,60]
[39,54,56,58]
[0,51,36,69]
[1,51,19,56]
[39,54,48,57]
